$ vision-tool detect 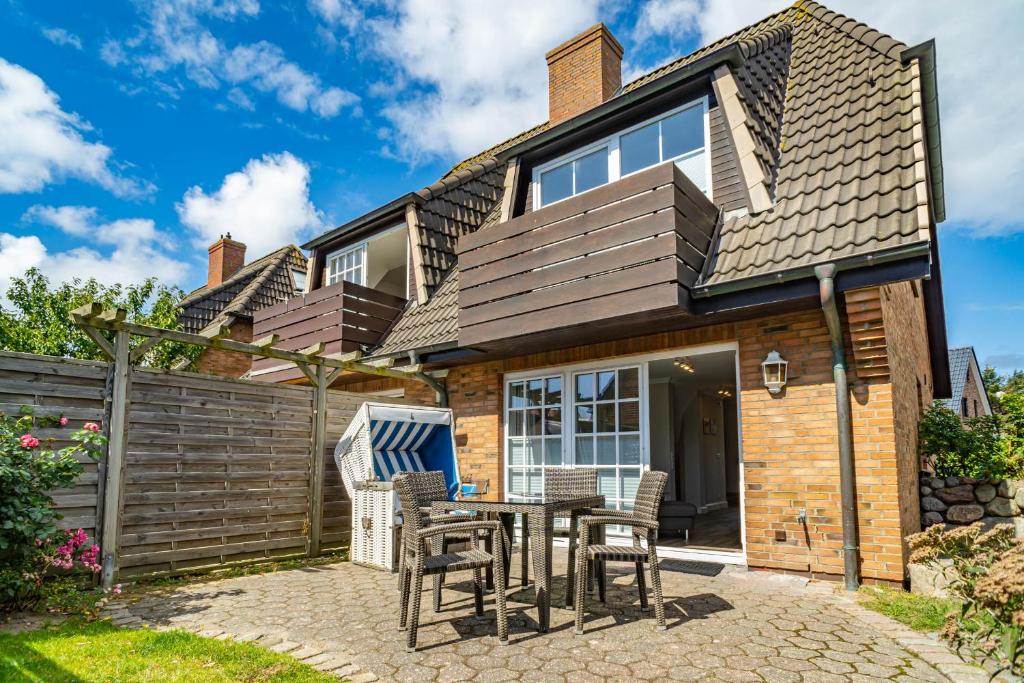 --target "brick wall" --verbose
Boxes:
[434,283,932,582]
[193,319,253,378]
[961,363,986,418]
